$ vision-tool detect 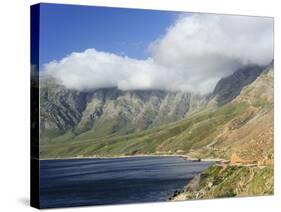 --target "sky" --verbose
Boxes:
[39,3,178,66]
[39,4,274,94]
